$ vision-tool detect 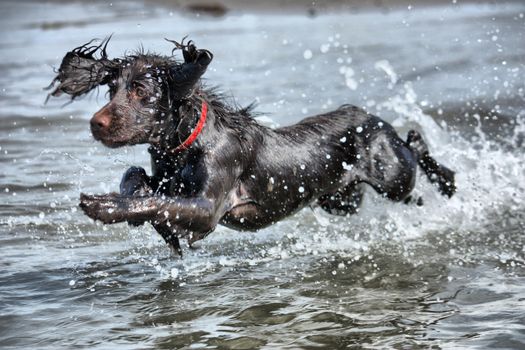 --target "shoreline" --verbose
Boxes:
[28,0,525,17]
[145,0,524,16]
